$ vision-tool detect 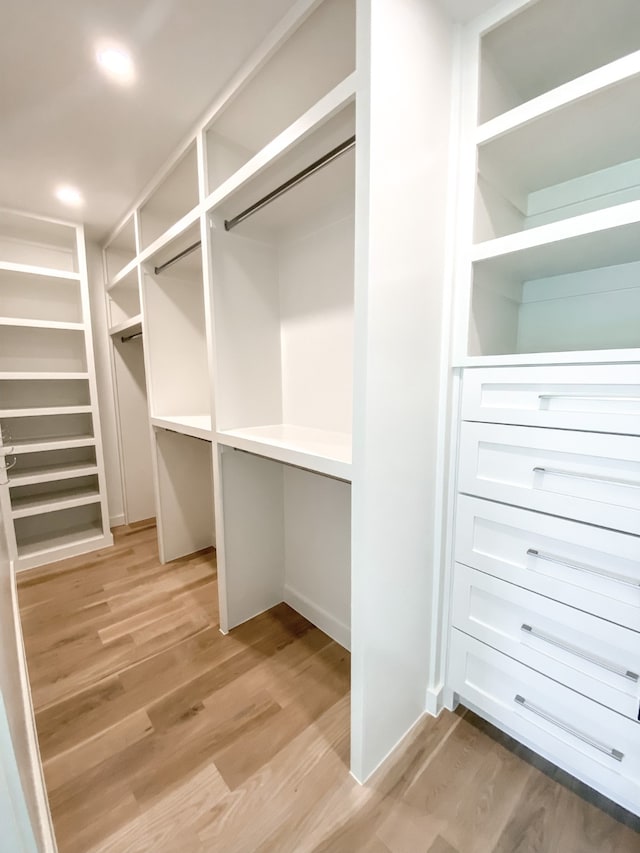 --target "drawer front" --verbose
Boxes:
[452,562,640,720]
[455,495,640,629]
[461,364,640,434]
[449,630,640,816]
[458,422,640,533]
